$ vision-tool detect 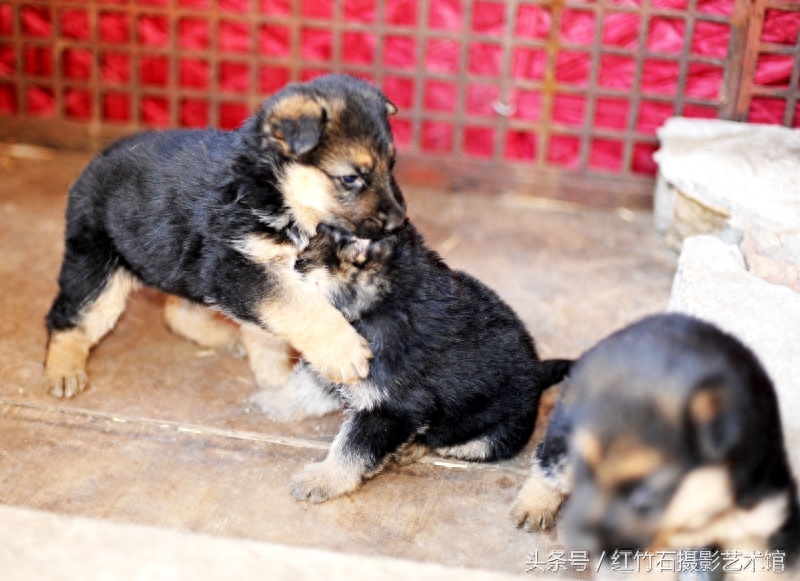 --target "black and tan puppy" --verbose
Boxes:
[251,222,572,503]
[512,313,799,565]
[44,74,405,398]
